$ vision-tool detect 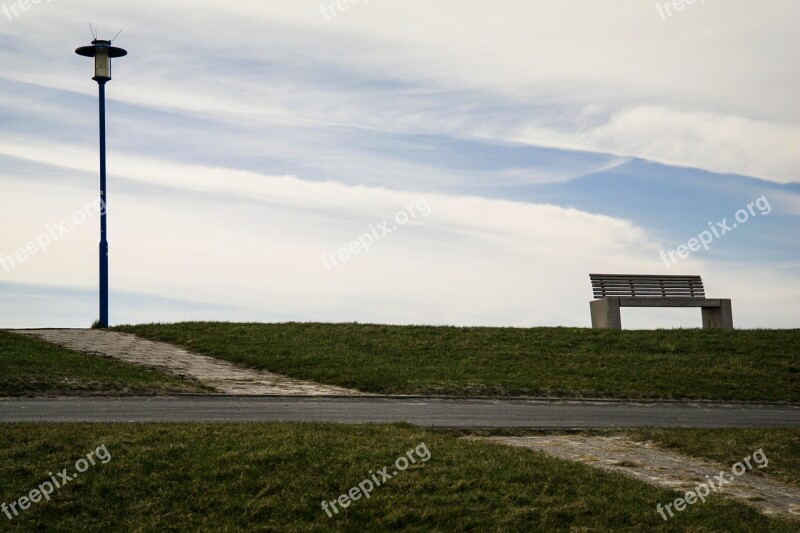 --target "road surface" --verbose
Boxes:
[1,397,798,428]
